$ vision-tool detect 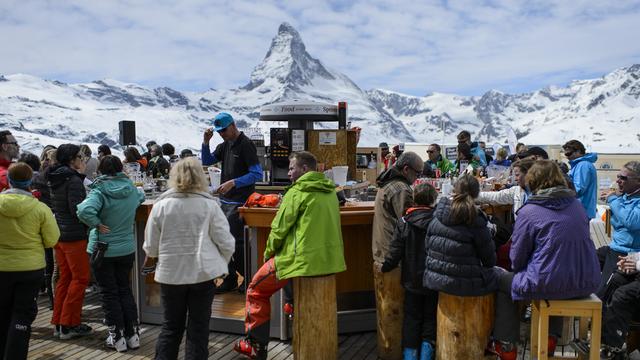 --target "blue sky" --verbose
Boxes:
[1,0,639,96]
